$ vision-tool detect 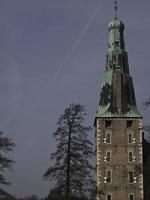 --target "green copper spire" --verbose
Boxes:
[96,16,141,118]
